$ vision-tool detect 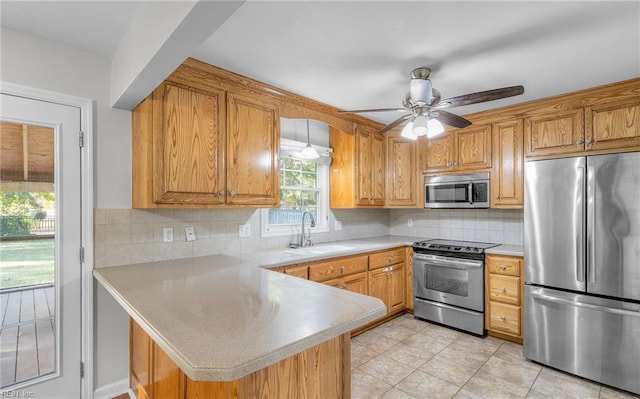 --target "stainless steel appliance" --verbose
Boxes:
[524,153,640,395]
[424,172,490,209]
[412,239,499,335]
